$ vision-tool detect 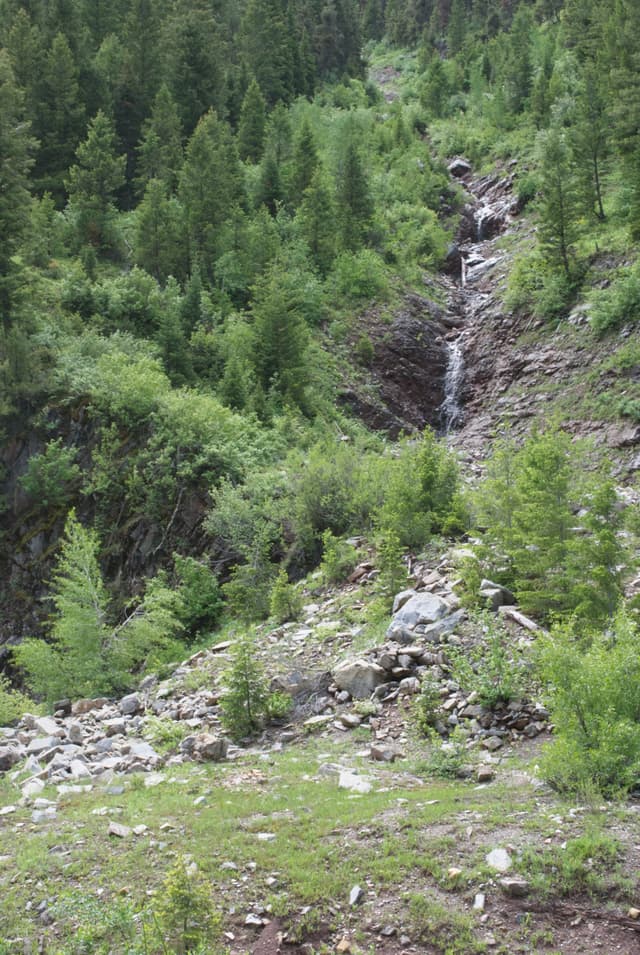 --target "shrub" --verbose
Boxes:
[152,858,222,953]
[0,675,36,726]
[375,531,408,602]
[319,530,359,585]
[269,568,303,623]
[537,612,640,796]
[332,249,389,302]
[449,613,527,709]
[174,554,223,638]
[413,679,442,736]
[590,263,640,335]
[19,438,81,511]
